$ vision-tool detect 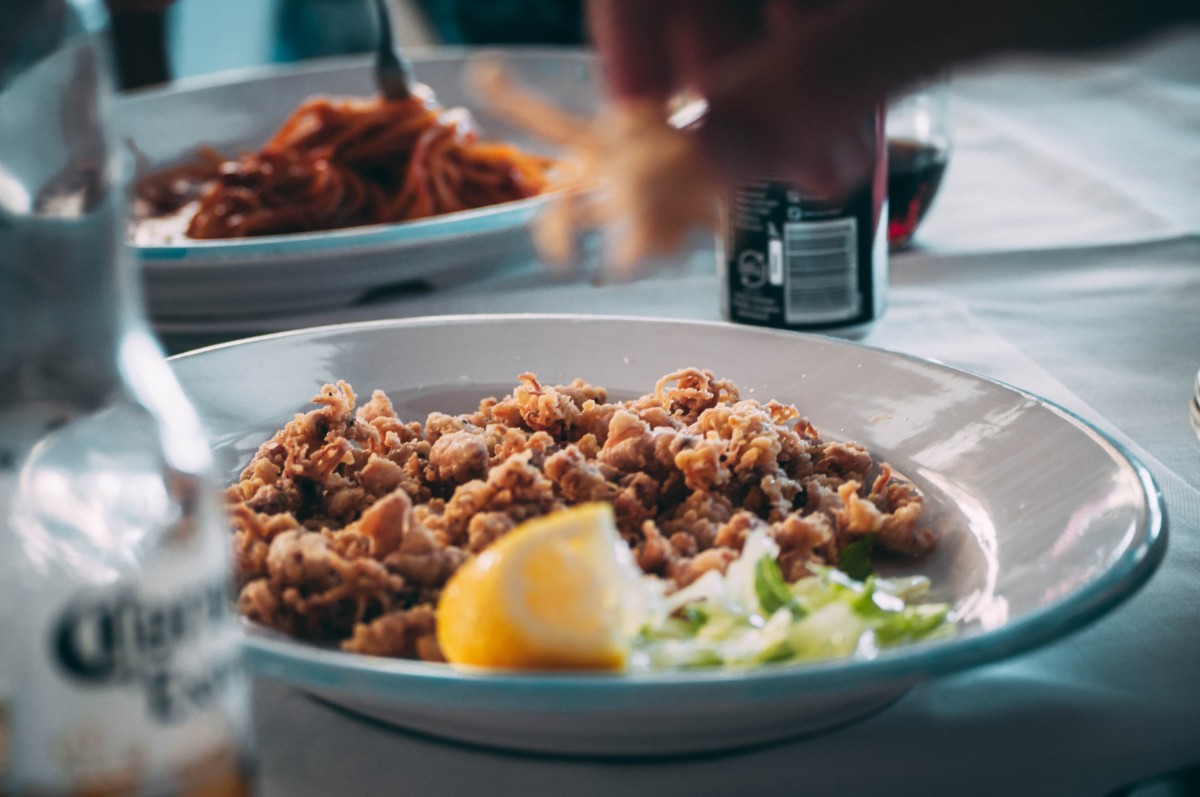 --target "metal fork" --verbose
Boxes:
[371,0,415,101]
